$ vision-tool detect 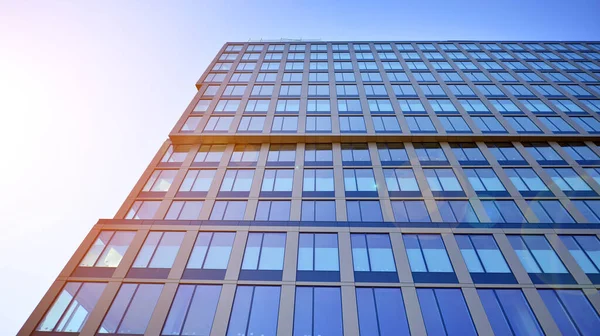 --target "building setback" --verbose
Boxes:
[20,40,600,336]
